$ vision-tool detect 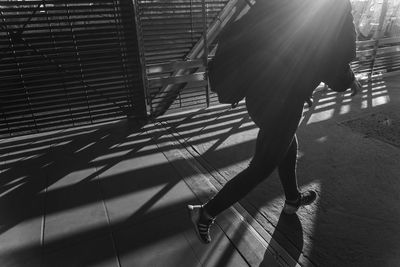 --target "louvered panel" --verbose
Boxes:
[0,0,146,137]
[136,0,229,65]
[136,0,230,115]
[137,0,228,62]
